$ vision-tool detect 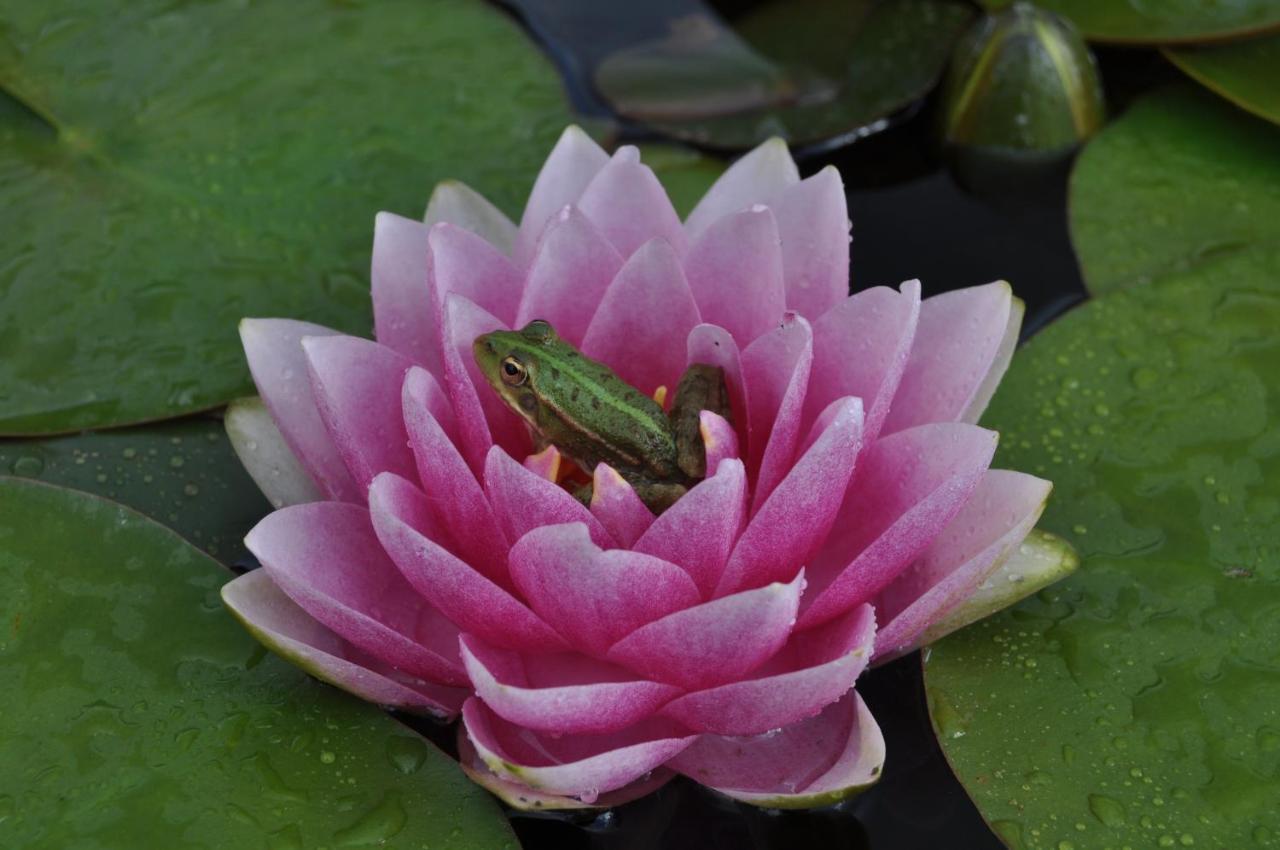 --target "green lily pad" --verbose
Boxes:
[923,242,1280,846]
[1070,86,1280,296]
[0,0,573,436]
[0,476,515,849]
[1165,35,1280,126]
[0,416,267,563]
[979,0,1280,44]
